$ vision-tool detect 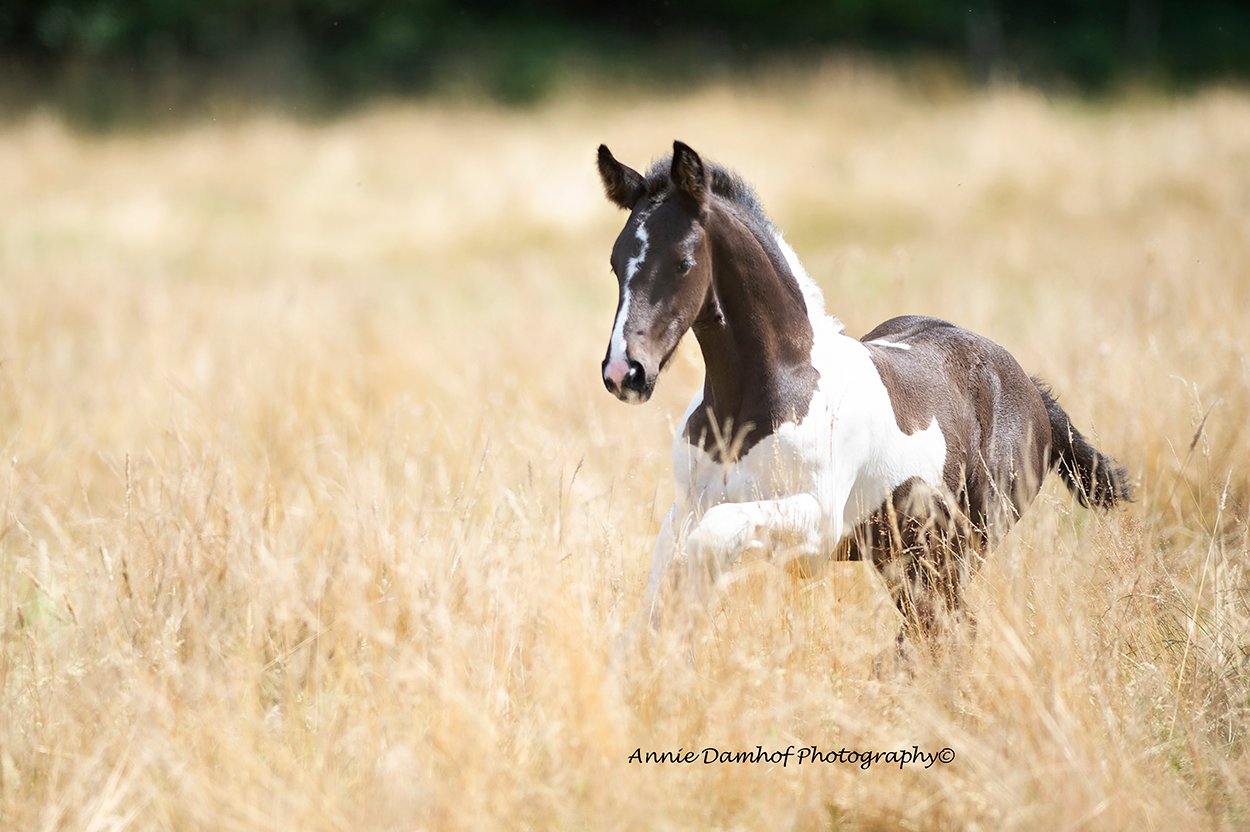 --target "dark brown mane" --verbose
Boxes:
[643,155,773,231]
